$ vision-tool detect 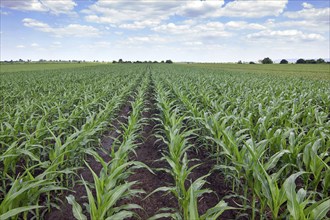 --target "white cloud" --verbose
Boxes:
[118,20,161,30]
[284,4,330,22]
[122,35,168,45]
[1,0,76,15]
[82,1,179,27]
[247,30,324,41]
[225,21,266,30]
[22,18,100,37]
[153,21,231,38]
[178,1,225,17]
[266,20,329,33]
[31,43,39,47]
[16,45,25,48]
[218,0,288,18]
[151,21,232,48]
[302,2,313,9]
[83,0,287,29]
